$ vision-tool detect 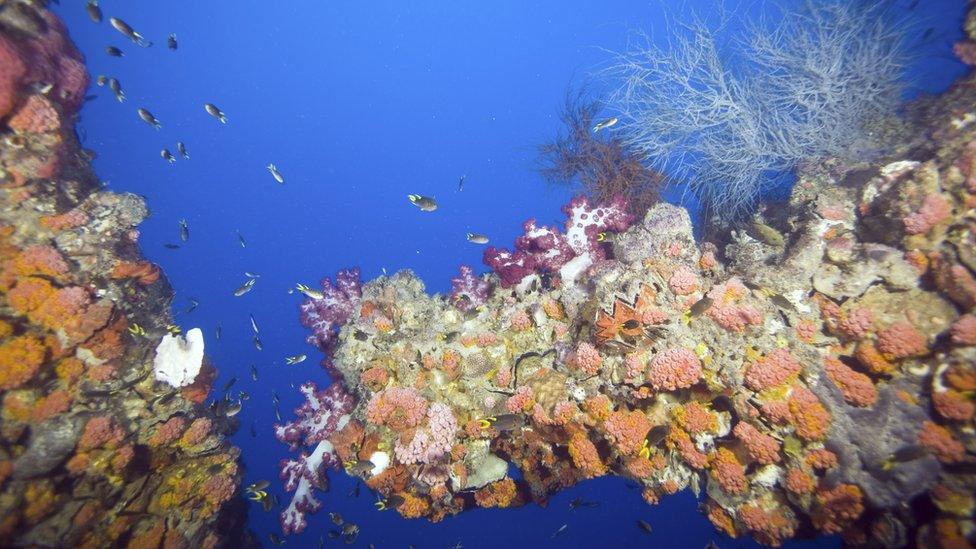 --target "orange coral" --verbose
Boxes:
[711,447,747,495]
[595,297,641,345]
[474,478,517,508]
[110,260,160,285]
[0,334,46,390]
[568,432,607,478]
[397,493,431,518]
[784,468,815,495]
[811,484,864,534]
[854,342,895,375]
[918,421,965,463]
[823,357,877,407]
[603,409,651,456]
[668,427,709,469]
[788,386,830,441]
[674,401,717,434]
[738,504,796,547]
